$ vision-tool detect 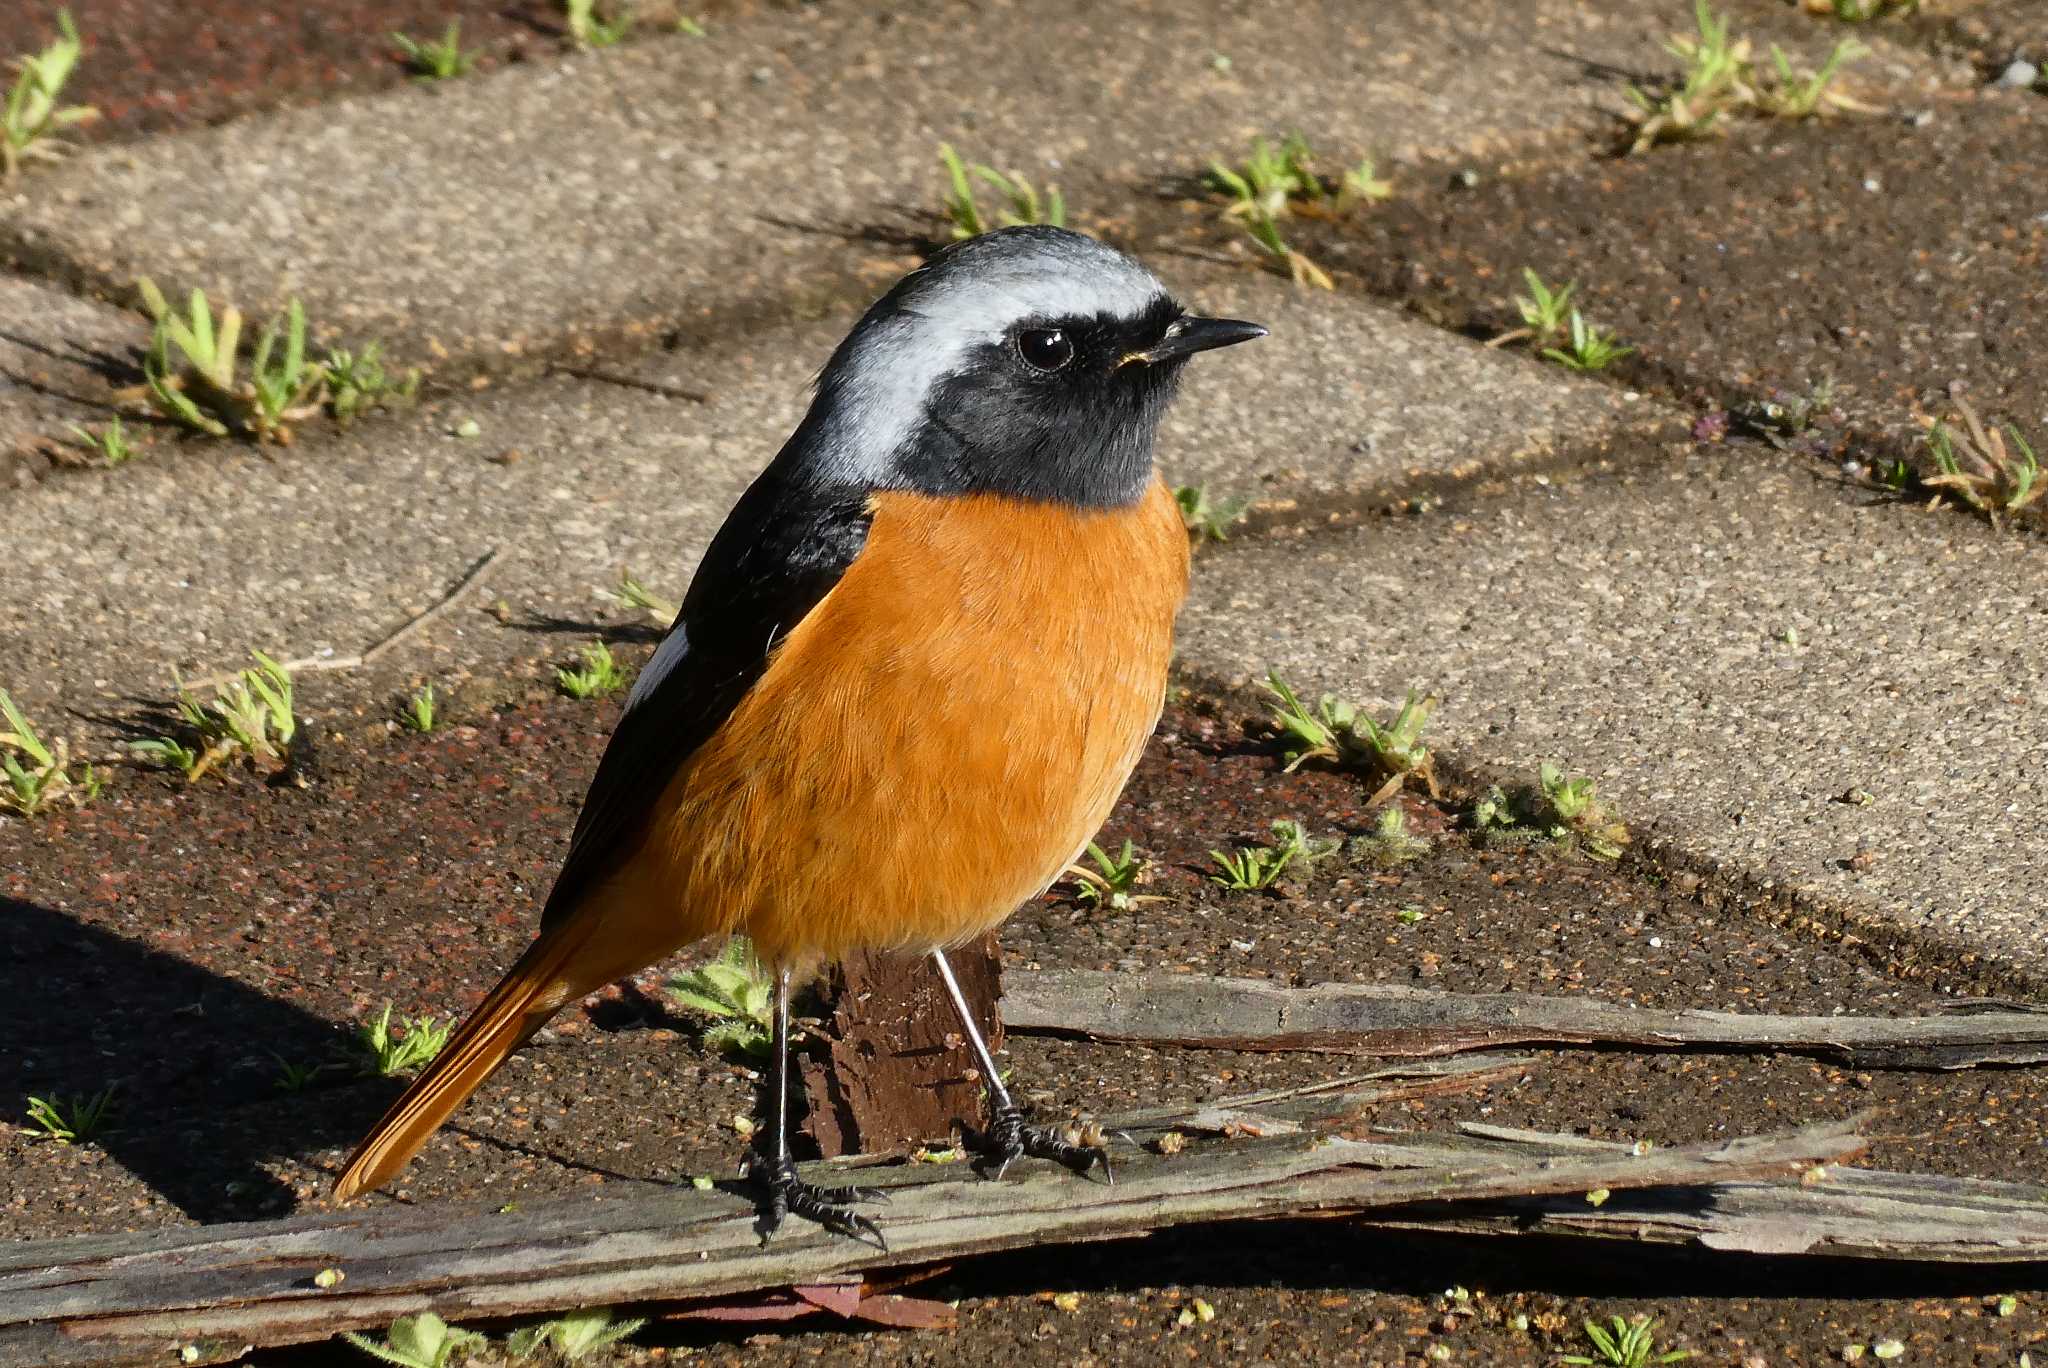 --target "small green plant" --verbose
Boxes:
[1067,839,1159,912]
[667,937,773,1058]
[1336,157,1393,211]
[1537,762,1631,861]
[1562,1314,1692,1366]
[1207,133,1320,221]
[1,689,103,817]
[675,15,706,37]
[1923,391,2041,524]
[1210,818,1338,891]
[1263,672,1440,803]
[400,685,438,733]
[1349,806,1431,867]
[1174,485,1251,542]
[1490,268,1577,348]
[565,0,632,46]
[391,21,475,81]
[1762,35,1869,117]
[23,1086,116,1144]
[355,1004,453,1078]
[272,1055,338,1093]
[1204,136,1332,289]
[607,570,679,624]
[66,415,134,465]
[137,281,319,442]
[324,343,420,425]
[1808,0,1915,17]
[556,642,627,699]
[1624,2,1755,149]
[1625,3,1869,151]
[506,1307,648,1361]
[131,652,296,782]
[1541,310,1634,372]
[342,1313,486,1368]
[2,10,98,179]
[938,143,1065,240]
